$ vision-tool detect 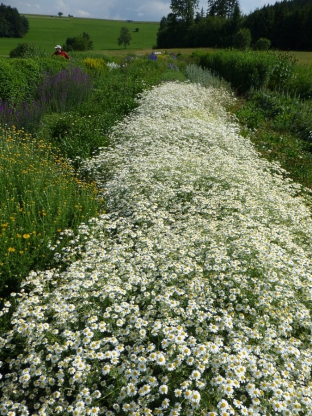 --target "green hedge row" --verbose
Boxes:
[195,49,312,98]
[0,57,71,104]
